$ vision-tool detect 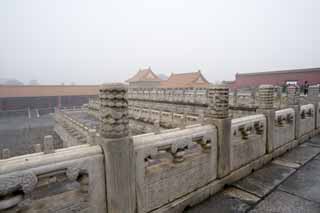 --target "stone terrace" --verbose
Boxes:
[185,134,320,213]
[1,83,320,213]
